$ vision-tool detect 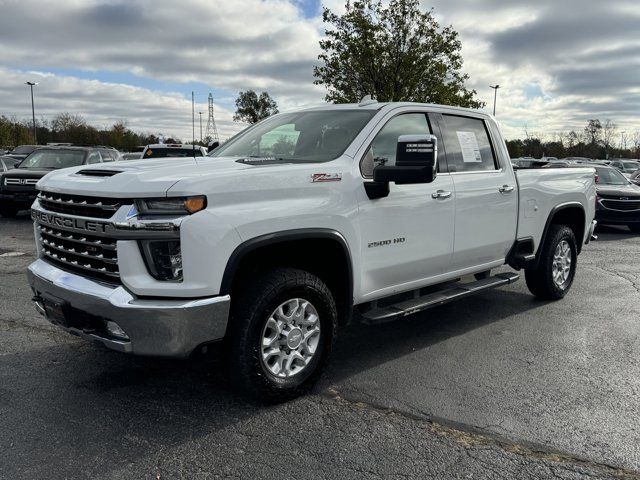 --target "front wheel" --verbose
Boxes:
[525,225,577,300]
[227,267,337,402]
